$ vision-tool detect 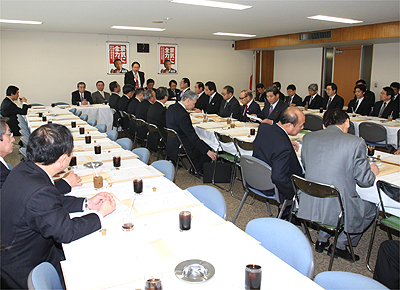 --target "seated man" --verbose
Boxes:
[167,79,180,100]
[284,84,302,106]
[127,88,144,137]
[373,240,400,290]
[71,81,92,105]
[118,84,134,131]
[91,80,111,104]
[298,109,379,260]
[256,86,288,124]
[255,83,266,102]
[355,79,375,110]
[218,85,241,120]
[1,123,115,289]
[201,81,223,114]
[0,85,29,136]
[322,83,344,110]
[135,89,155,140]
[370,86,399,119]
[178,78,190,102]
[109,81,121,128]
[302,83,323,109]
[239,89,261,122]
[194,82,208,113]
[147,87,169,152]
[253,107,305,209]
[145,79,156,92]
[166,90,217,174]
[347,84,372,116]
[272,81,286,101]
